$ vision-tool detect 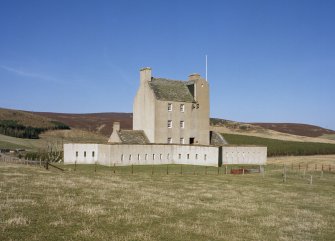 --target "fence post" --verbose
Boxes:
[113,163,116,174]
[225,165,227,175]
[166,165,169,175]
[242,168,245,175]
[94,162,97,172]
